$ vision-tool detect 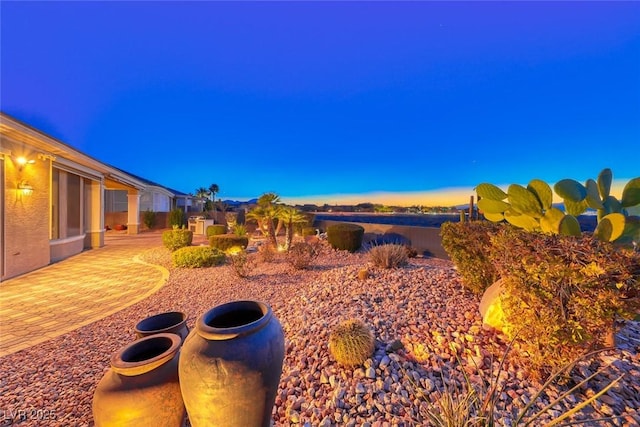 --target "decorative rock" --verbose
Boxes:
[479,279,507,332]
[366,367,376,379]
[379,355,391,369]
